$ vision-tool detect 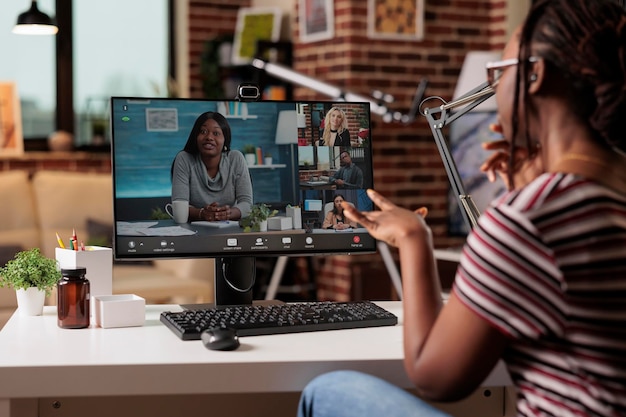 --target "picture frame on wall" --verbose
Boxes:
[0,82,24,157]
[367,0,425,41]
[299,0,334,44]
[232,7,283,65]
